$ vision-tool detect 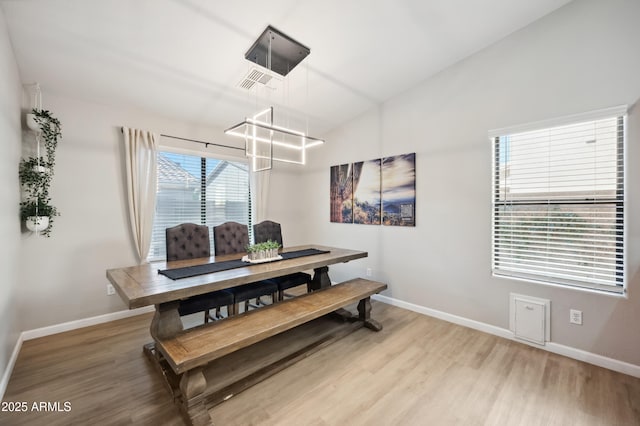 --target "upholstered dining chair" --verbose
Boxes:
[213,221,278,314]
[165,223,234,323]
[253,220,283,246]
[253,220,312,301]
